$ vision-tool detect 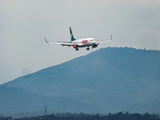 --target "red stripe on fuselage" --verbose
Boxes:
[82,40,88,44]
